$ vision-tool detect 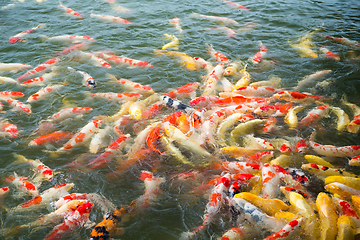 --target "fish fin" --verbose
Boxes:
[11,153,28,165]
[106,73,117,81]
